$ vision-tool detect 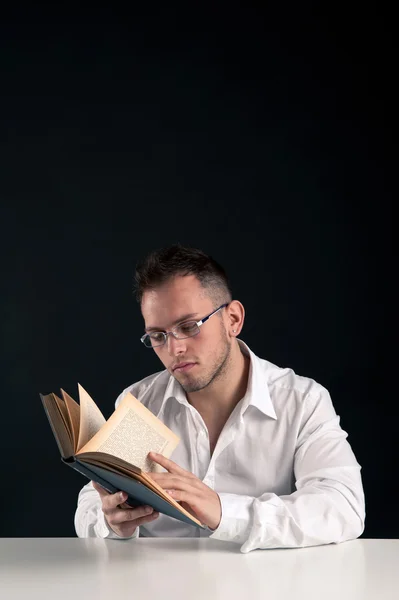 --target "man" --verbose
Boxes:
[75,244,365,552]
